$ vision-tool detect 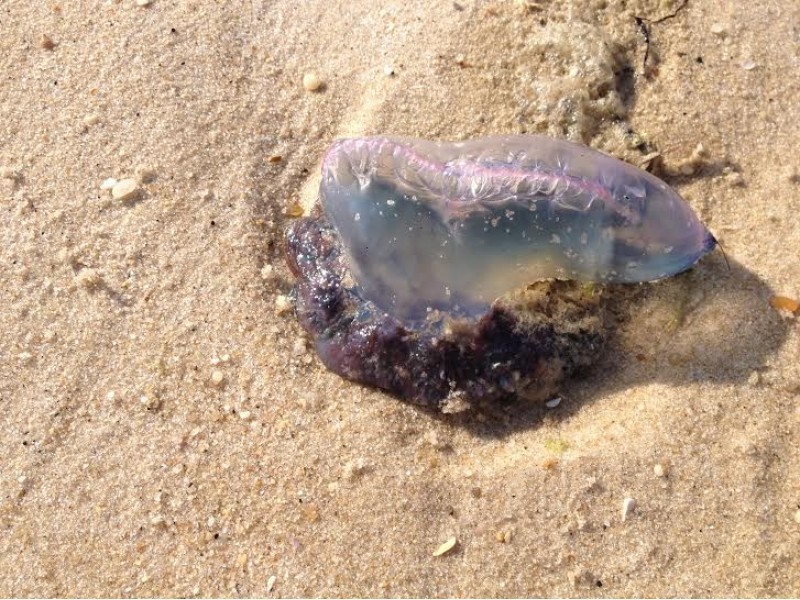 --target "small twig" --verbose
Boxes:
[634,17,651,69]
[648,0,689,24]
[635,0,690,72]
